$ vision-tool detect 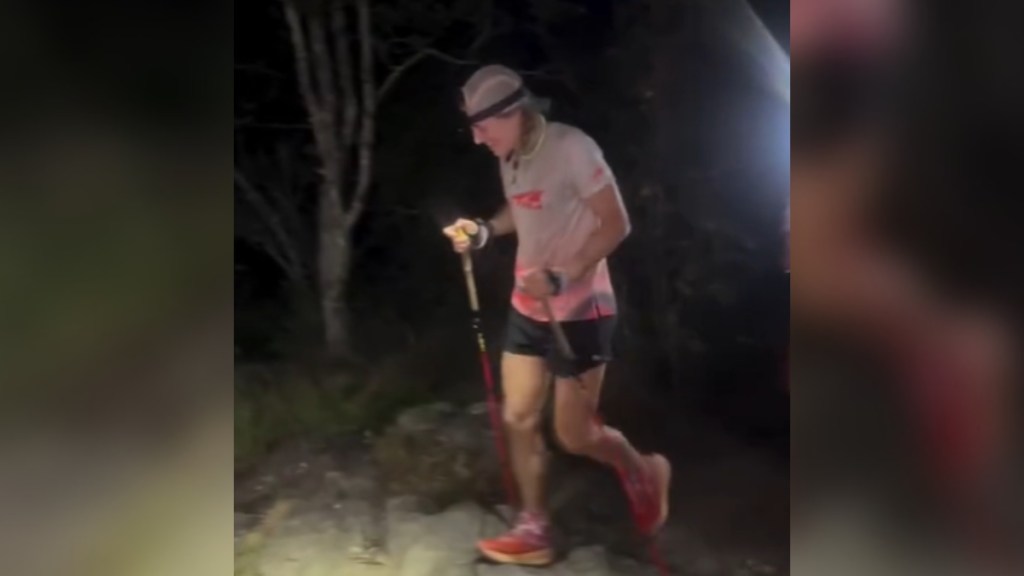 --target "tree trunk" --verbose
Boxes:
[282,0,489,363]
[318,181,350,362]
